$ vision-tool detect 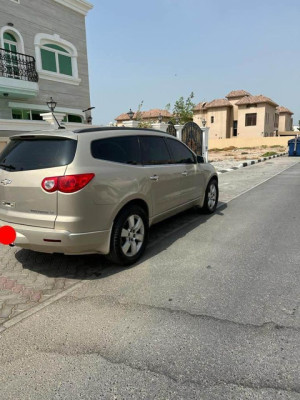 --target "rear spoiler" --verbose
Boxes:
[10,131,77,141]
